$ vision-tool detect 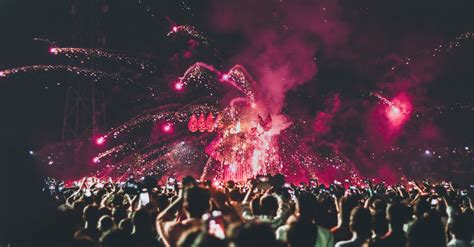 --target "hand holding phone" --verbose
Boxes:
[203,210,225,239]
[139,189,150,206]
